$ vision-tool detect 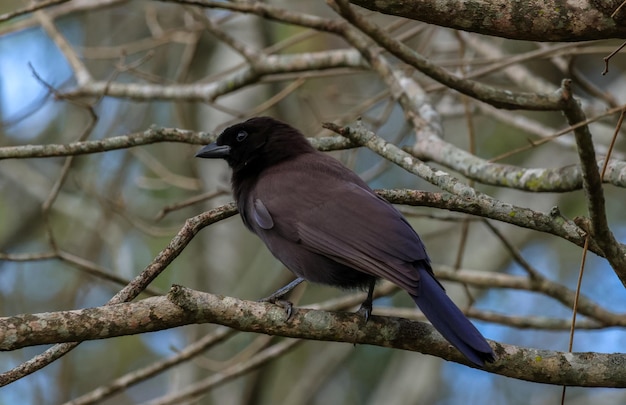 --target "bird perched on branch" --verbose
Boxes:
[195,116,495,367]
